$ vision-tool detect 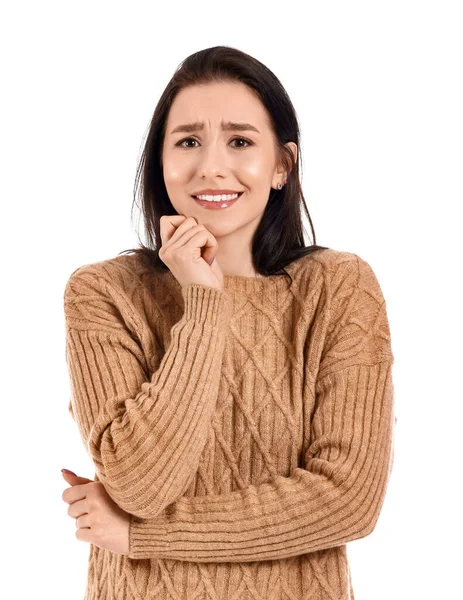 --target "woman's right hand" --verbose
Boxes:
[159,215,224,291]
